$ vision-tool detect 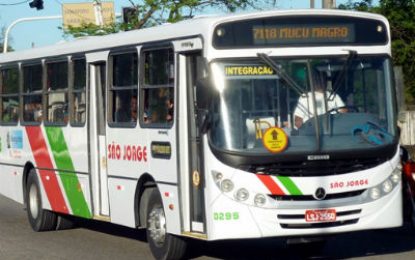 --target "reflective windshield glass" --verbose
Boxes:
[208,56,396,155]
